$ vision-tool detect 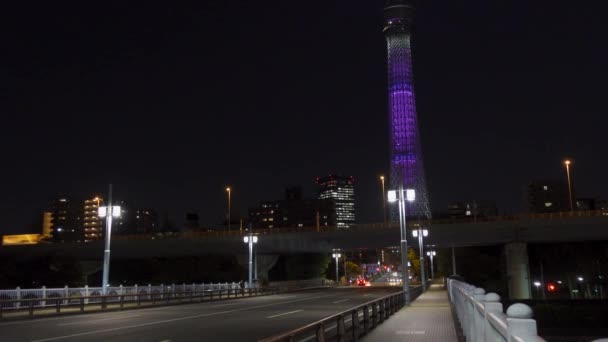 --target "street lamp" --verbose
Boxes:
[564,160,574,212]
[380,176,387,227]
[533,281,541,298]
[388,187,415,305]
[243,233,258,288]
[97,184,121,296]
[332,250,341,284]
[426,250,436,280]
[412,228,428,291]
[226,187,232,231]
